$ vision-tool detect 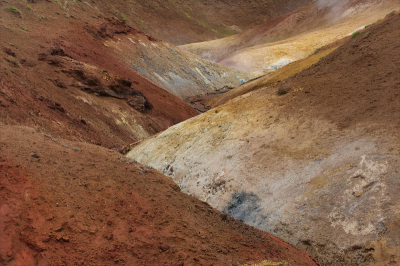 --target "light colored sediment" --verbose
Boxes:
[104,35,255,100]
[181,0,399,75]
[127,87,400,265]
[127,12,400,264]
